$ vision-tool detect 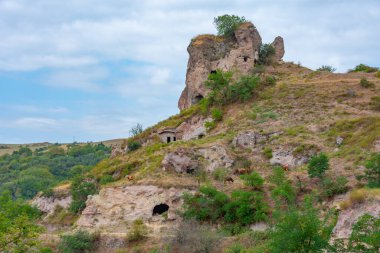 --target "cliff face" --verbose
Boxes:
[178,22,285,110]
[178,22,262,110]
